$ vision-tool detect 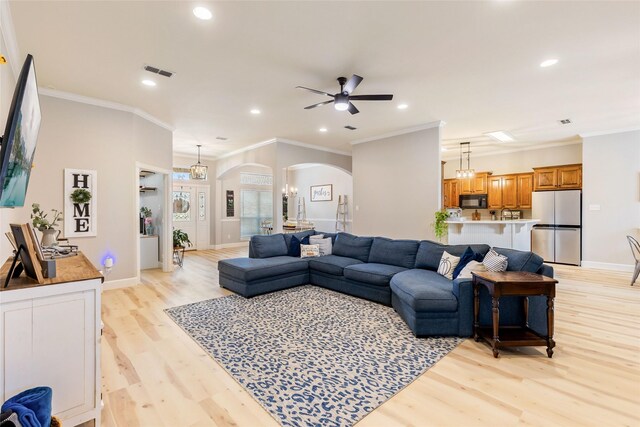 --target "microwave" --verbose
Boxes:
[459,194,488,209]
